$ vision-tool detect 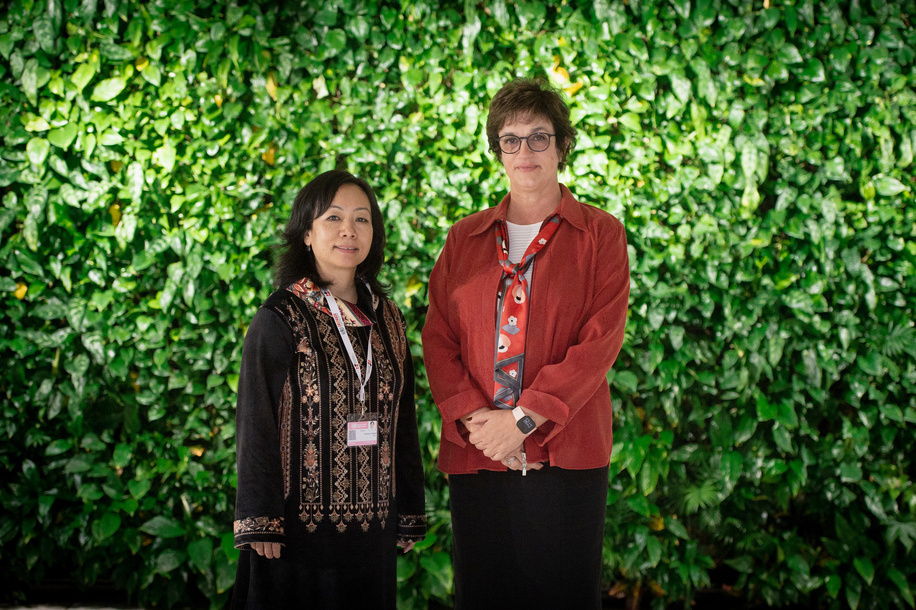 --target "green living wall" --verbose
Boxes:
[2,0,915,608]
